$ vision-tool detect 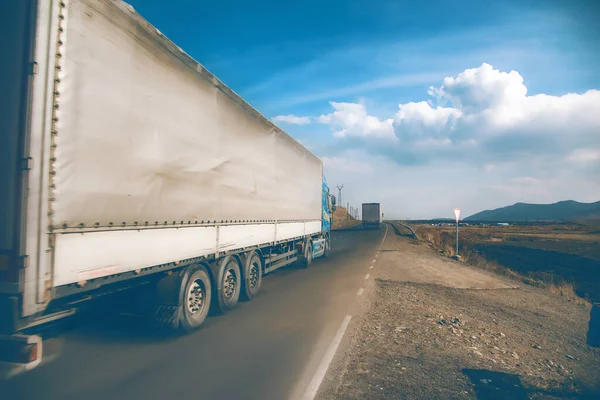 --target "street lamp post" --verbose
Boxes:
[454,208,460,257]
